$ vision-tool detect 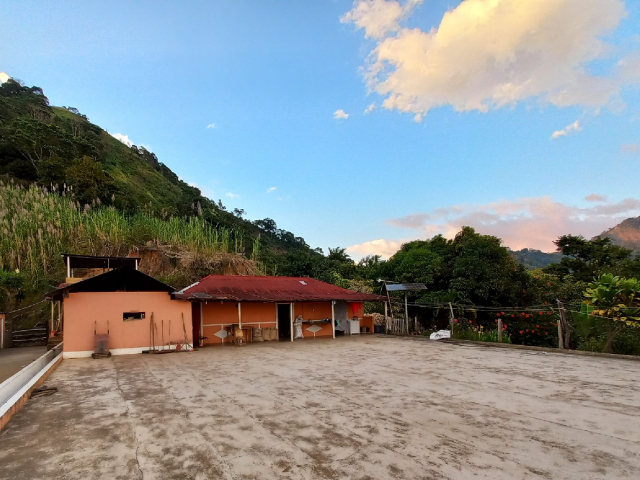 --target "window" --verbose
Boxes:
[123,312,145,321]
